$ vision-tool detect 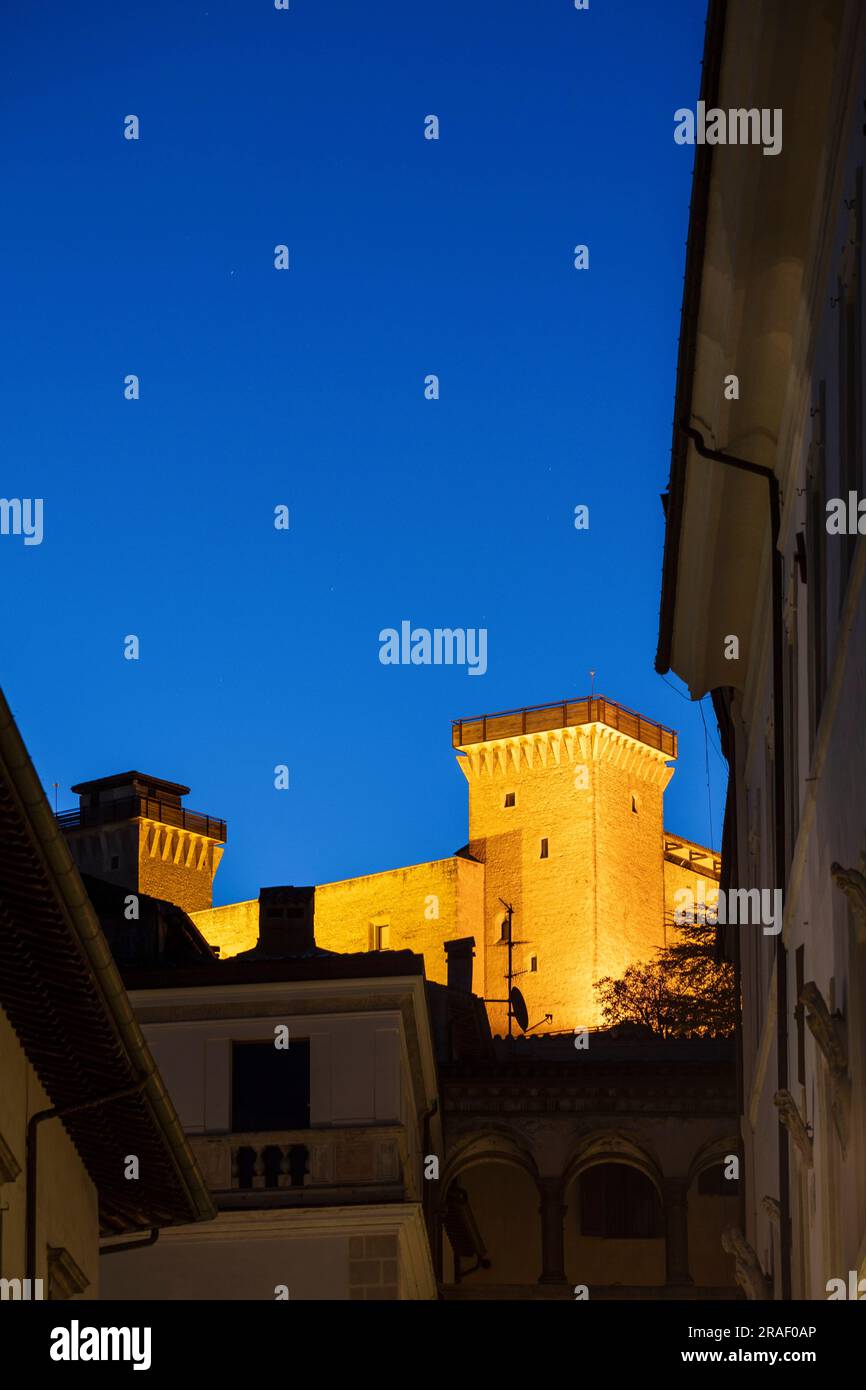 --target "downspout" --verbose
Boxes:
[100,1229,159,1257]
[681,424,791,1300]
[26,1080,149,1284]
